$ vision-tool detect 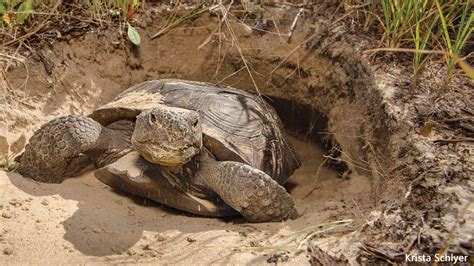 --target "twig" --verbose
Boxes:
[150,2,212,39]
[241,245,289,252]
[344,2,371,10]
[351,198,370,225]
[301,157,328,199]
[15,10,108,25]
[360,243,404,263]
[297,219,353,250]
[364,47,446,56]
[36,49,54,75]
[198,3,231,50]
[366,141,386,177]
[0,52,25,63]
[287,8,304,43]
[1,69,16,96]
[61,80,86,104]
[215,66,246,85]
[4,42,24,72]
[198,27,219,50]
[433,138,474,143]
[277,2,318,8]
[436,117,474,122]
